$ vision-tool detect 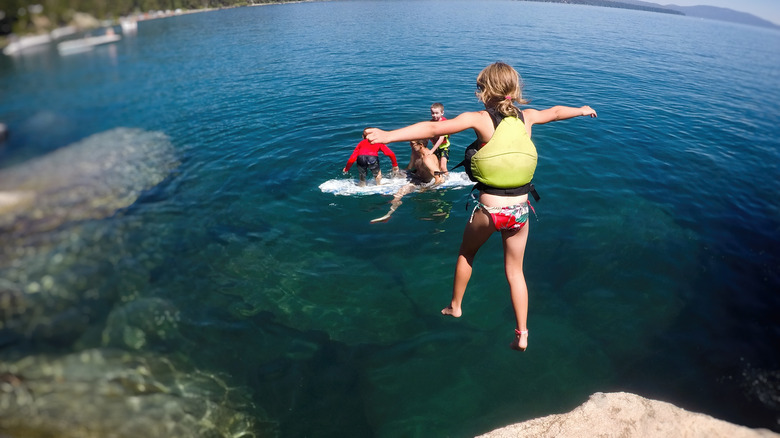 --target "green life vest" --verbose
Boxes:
[469,114,537,189]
